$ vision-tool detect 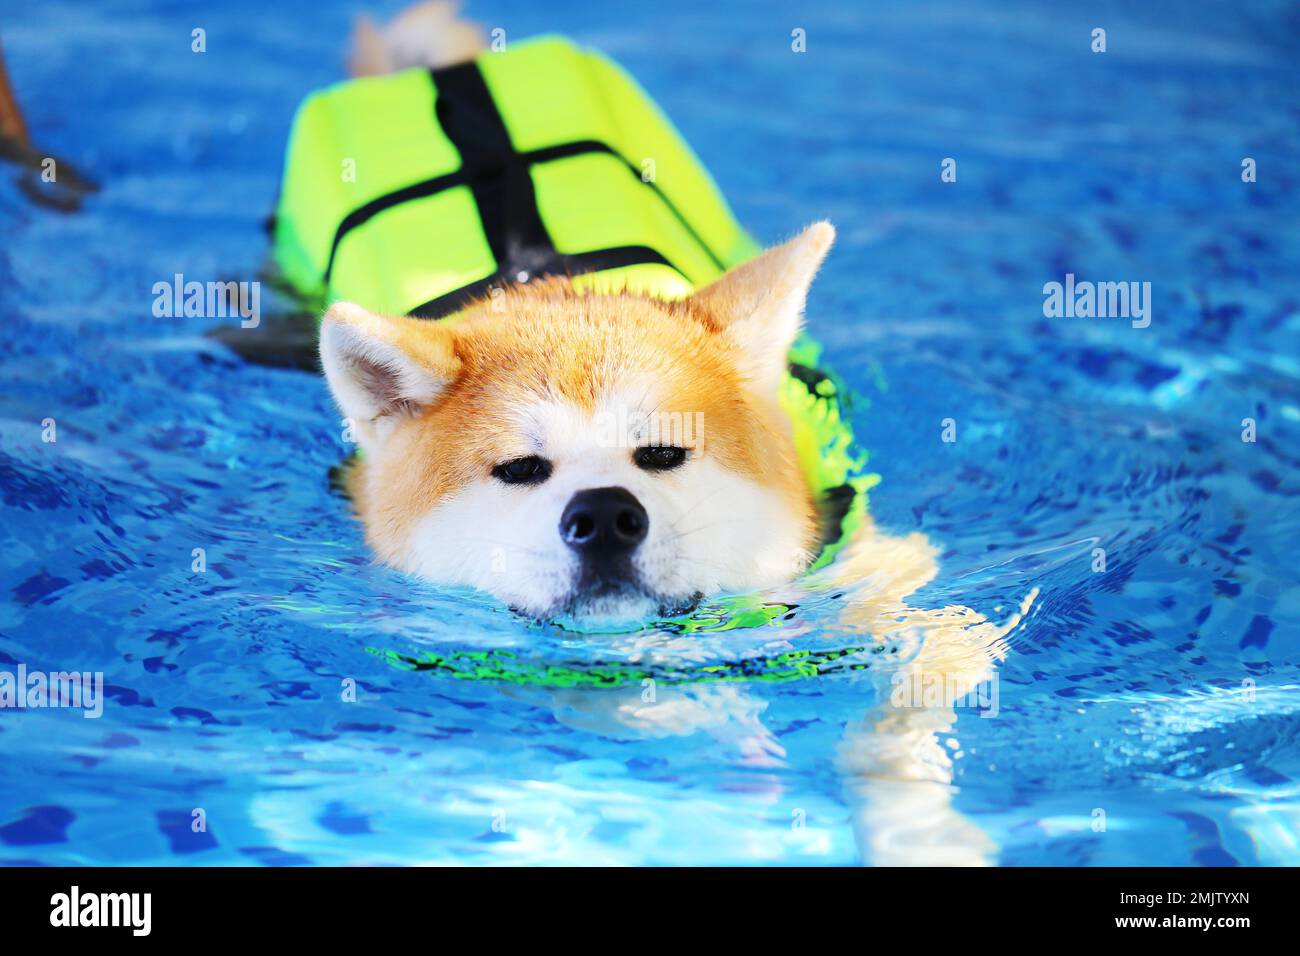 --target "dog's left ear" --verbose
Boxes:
[689,221,834,394]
